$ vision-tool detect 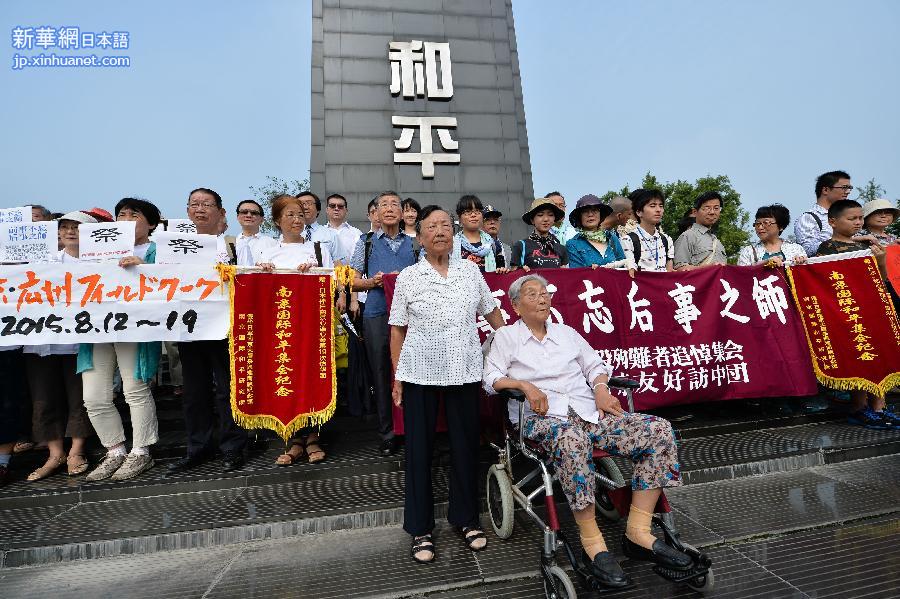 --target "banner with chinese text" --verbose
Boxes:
[788,254,900,397]
[223,270,336,441]
[386,264,819,411]
[0,263,228,345]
